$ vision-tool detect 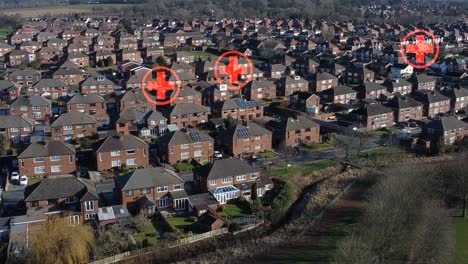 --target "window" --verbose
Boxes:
[252,173,258,179]
[34,157,44,163]
[85,213,95,220]
[10,128,19,132]
[70,215,80,224]
[210,179,217,186]
[23,127,30,132]
[222,177,231,183]
[194,150,203,158]
[111,151,120,156]
[50,156,61,161]
[33,112,41,118]
[63,125,73,130]
[126,149,135,154]
[181,144,189,149]
[126,158,136,165]
[125,190,133,197]
[34,166,45,174]
[157,186,168,192]
[111,160,121,167]
[173,184,181,190]
[47,199,57,205]
[51,165,61,173]
[236,175,246,181]
[194,142,203,148]
[20,106,28,111]
[181,152,190,159]
[85,201,94,211]
[31,201,39,207]
[158,197,169,208]
[65,196,78,203]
